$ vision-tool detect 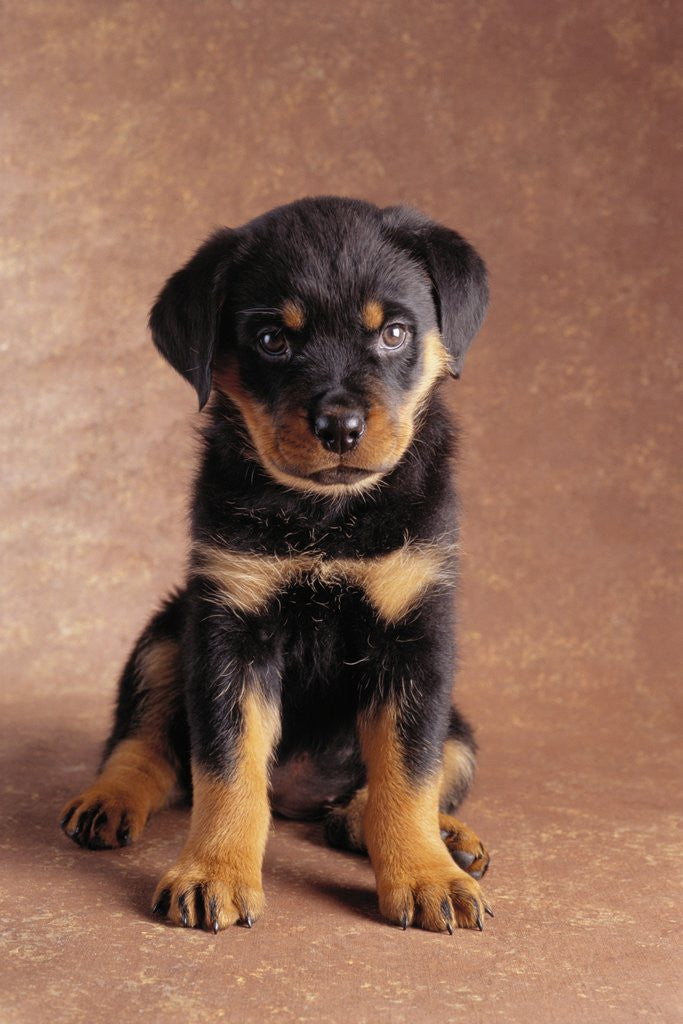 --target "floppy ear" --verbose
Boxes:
[149,228,240,409]
[382,207,489,378]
